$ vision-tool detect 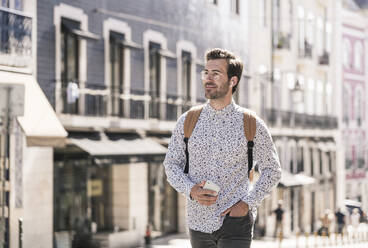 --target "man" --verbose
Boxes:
[163,48,281,248]
[335,208,345,235]
[273,201,284,238]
